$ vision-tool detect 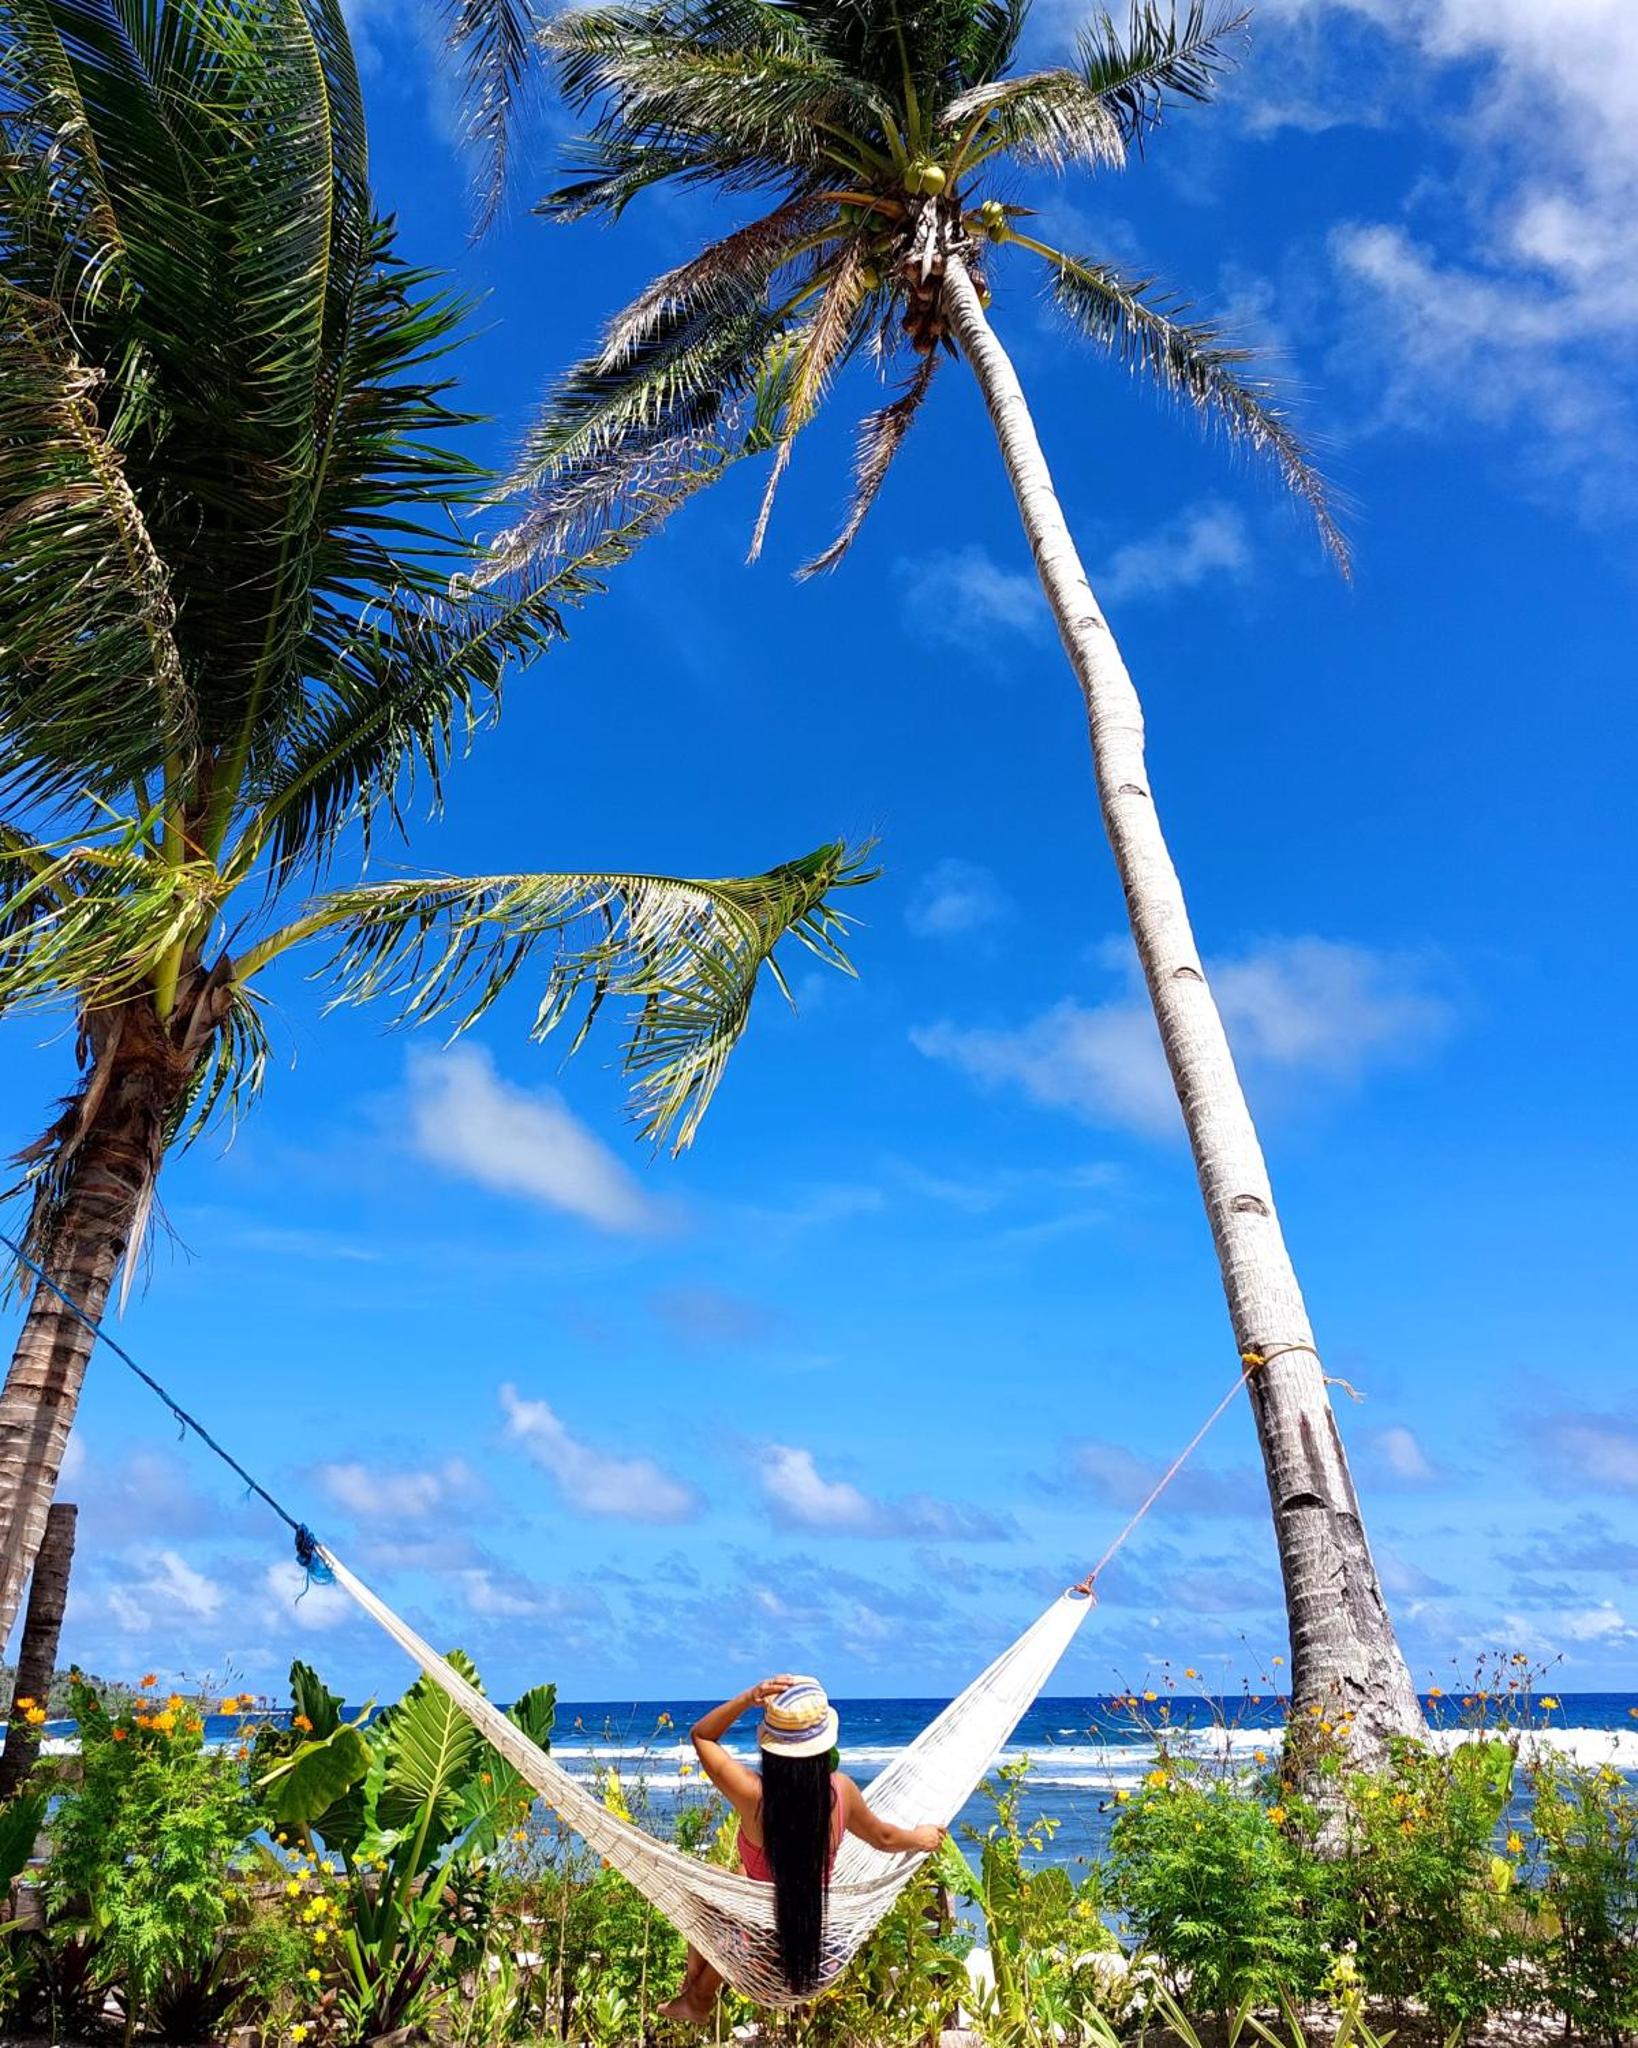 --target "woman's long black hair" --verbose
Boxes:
[759,1749,835,1994]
